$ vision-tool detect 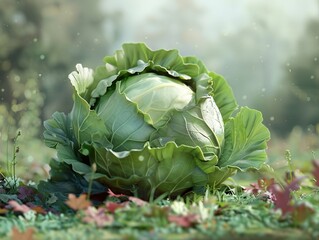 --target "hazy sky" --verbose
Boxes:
[101,0,319,106]
[103,0,319,51]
